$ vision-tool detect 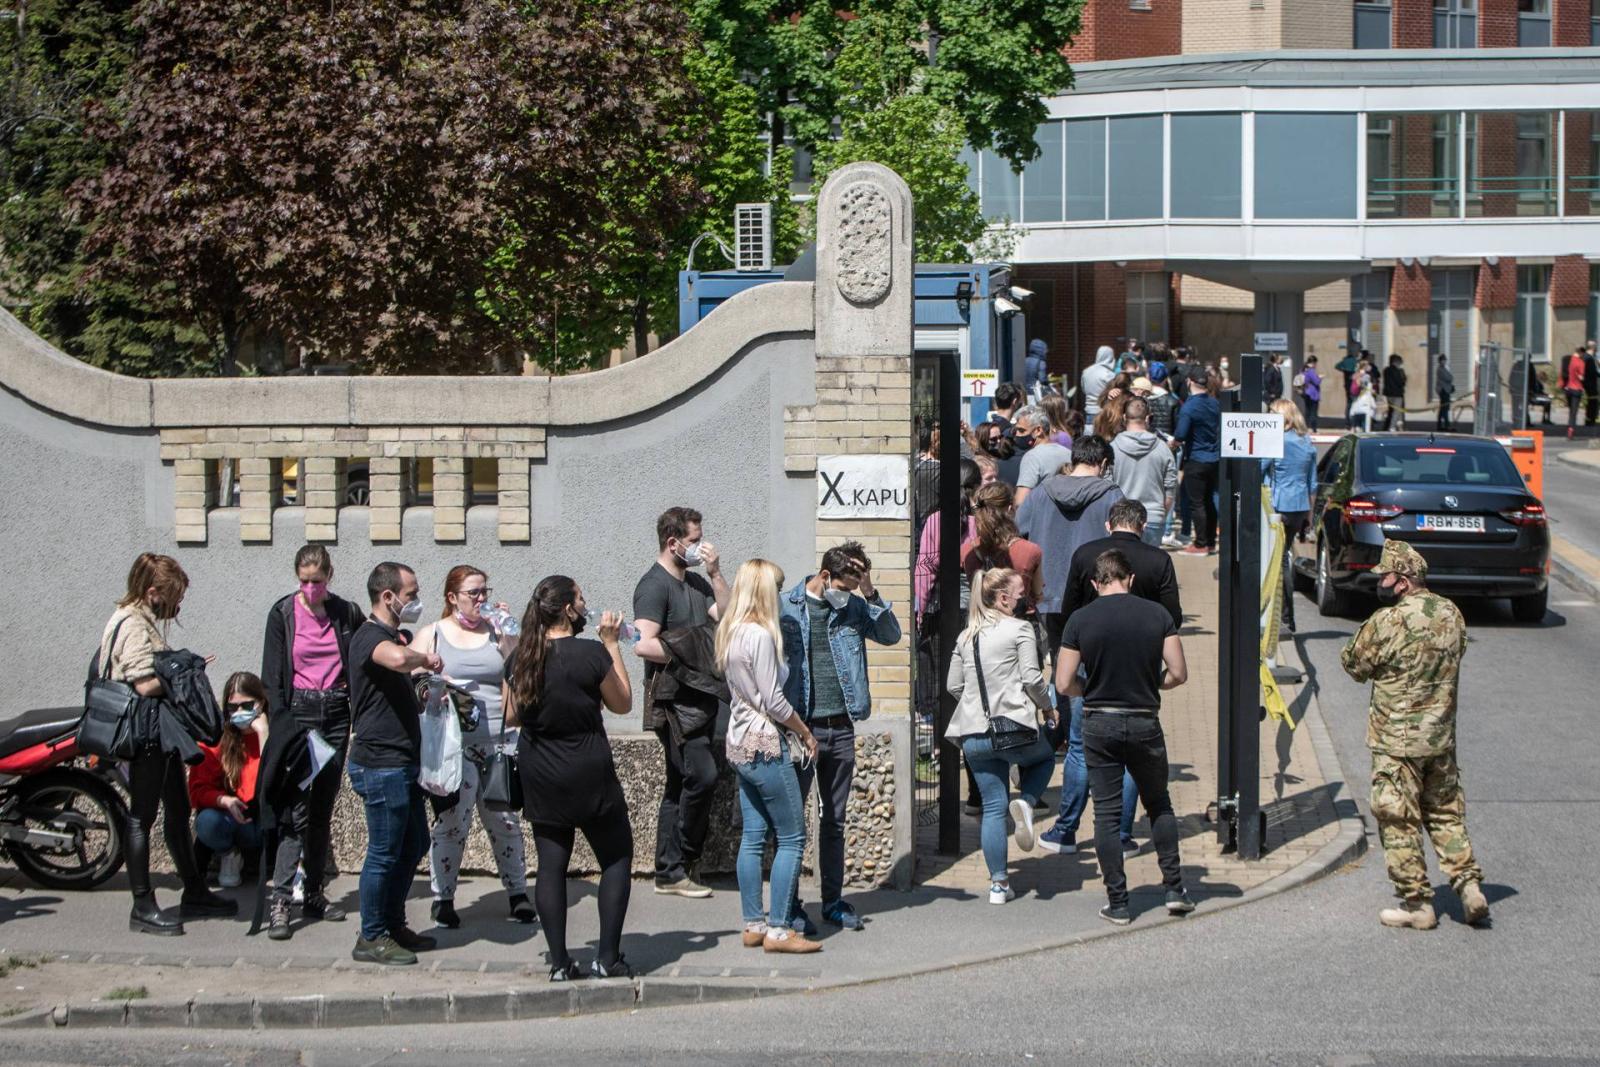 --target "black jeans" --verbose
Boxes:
[125,747,200,900]
[796,717,856,908]
[271,689,349,901]
[1083,712,1183,908]
[1299,395,1319,432]
[1438,396,1454,432]
[1181,460,1219,549]
[534,808,632,969]
[653,716,718,883]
